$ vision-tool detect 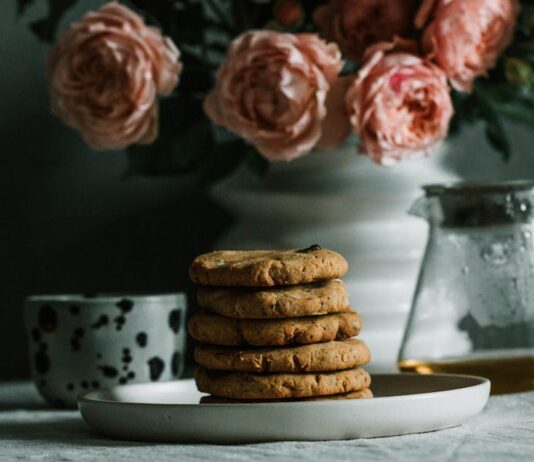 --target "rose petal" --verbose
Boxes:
[203,31,343,161]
